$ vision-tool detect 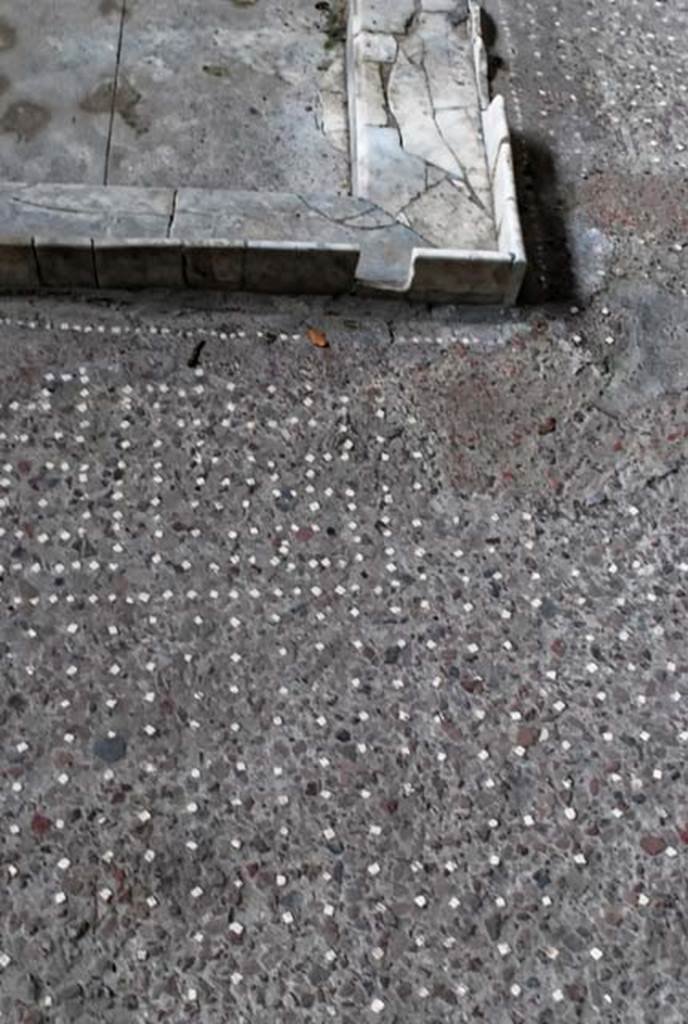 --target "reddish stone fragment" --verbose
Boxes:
[460,676,483,695]
[640,835,666,856]
[112,866,126,891]
[31,812,51,837]
[565,983,586,1003]
[517,725,539,748]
